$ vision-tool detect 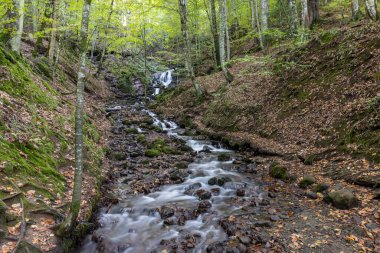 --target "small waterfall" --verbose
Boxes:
[152,69,174,95]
